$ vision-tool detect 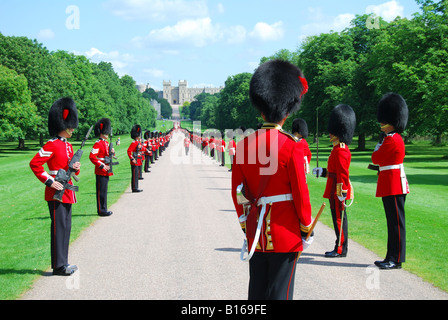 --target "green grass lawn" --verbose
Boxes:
[1,124,447,299]
[211,130,448,293]
[0,120,173,300]
[304,140,448,293]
